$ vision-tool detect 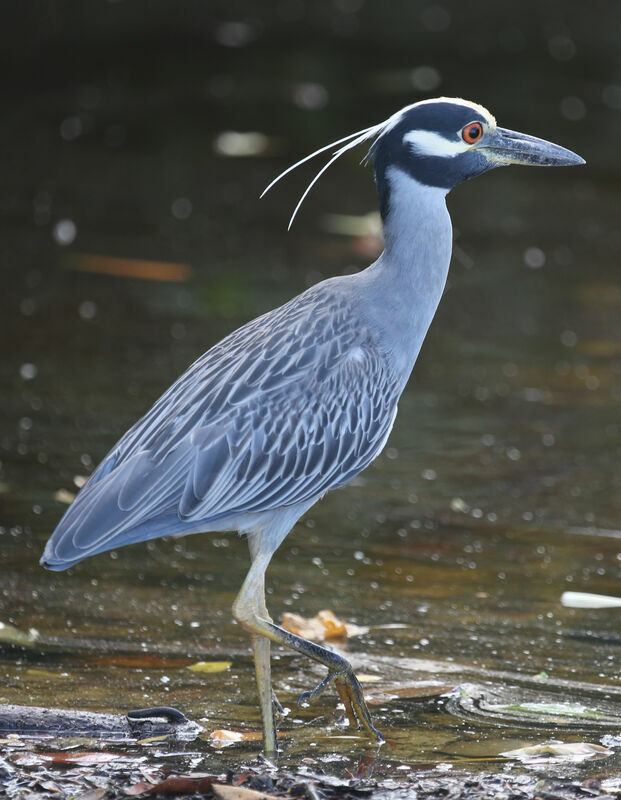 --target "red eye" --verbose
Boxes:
[462,121,483,144]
